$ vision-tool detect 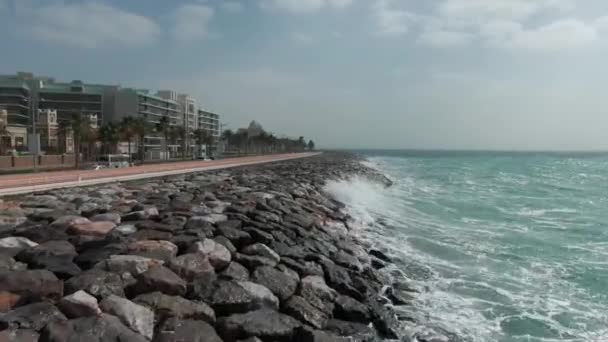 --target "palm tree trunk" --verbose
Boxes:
[127,139,132,163]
